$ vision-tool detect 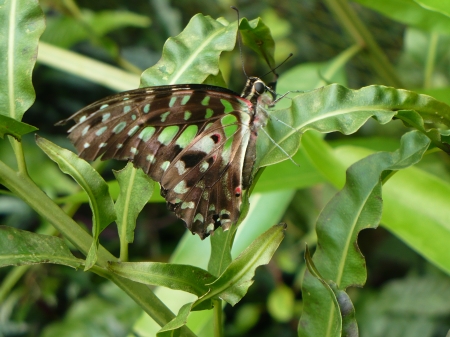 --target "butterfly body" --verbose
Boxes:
[60,77,274,239]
